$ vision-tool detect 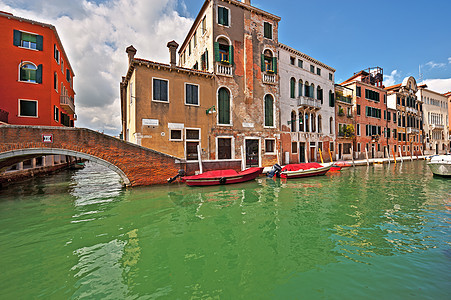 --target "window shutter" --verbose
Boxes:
[272,57,277,74]
[13,30,21,46]
[205,49,209,69]
[186,85,191,103]
[214,42,220,62]
[261,54,265,72]
[310,85,314,98]
[223,7,229,26]
[193,85,198,105]
[36,35,43,51]
[36,64,42,84]
[229,45,234,65]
